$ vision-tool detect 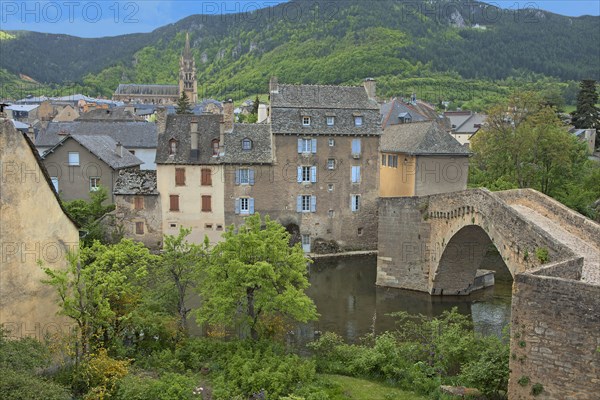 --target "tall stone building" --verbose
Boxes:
[113,33,198,105]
